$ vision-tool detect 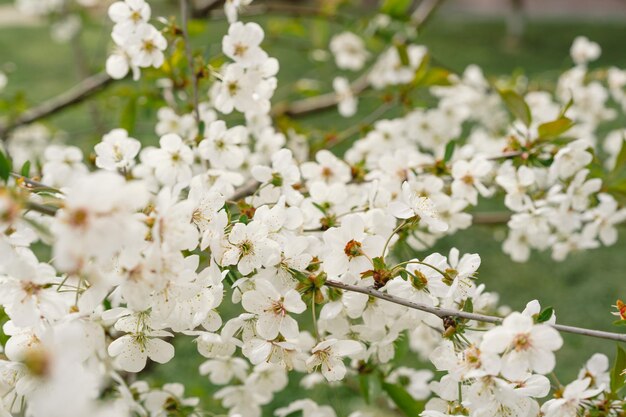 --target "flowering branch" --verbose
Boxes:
[324,279,626,343]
